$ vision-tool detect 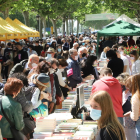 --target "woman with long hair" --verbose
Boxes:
[117,73,136,140]
[81,55,98,80]
[56,44,63,59]
[130,50,140,75]
[90,91,126,140]
[41,44,49,57]
[100,46,110,61]
[125,74,140,140]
